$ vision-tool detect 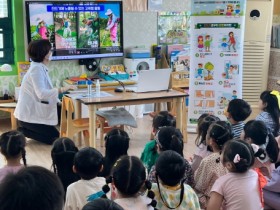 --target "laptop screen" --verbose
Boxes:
[136,68,172,92]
